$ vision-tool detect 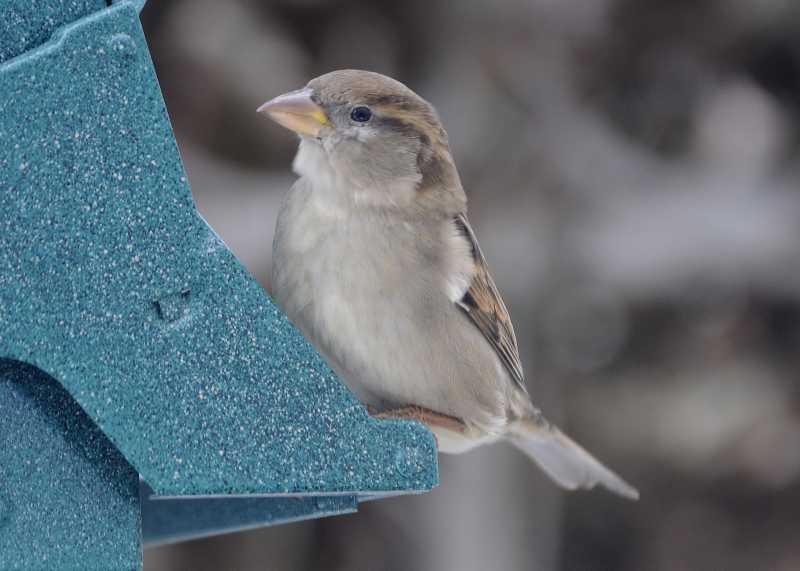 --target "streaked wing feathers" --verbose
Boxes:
[453,214,527,393]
